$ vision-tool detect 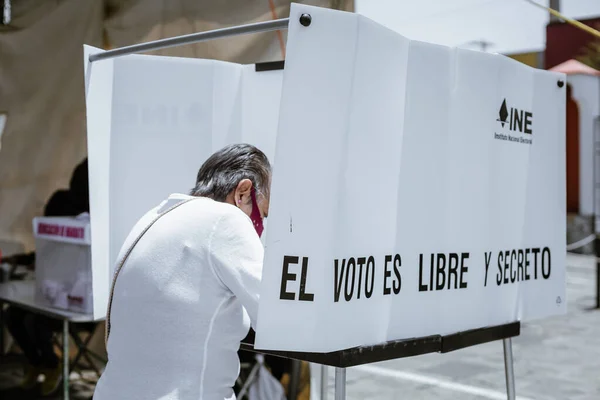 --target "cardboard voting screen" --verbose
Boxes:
[86,4,565,351]
[84,48,282,318]
[255,4,566,352]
